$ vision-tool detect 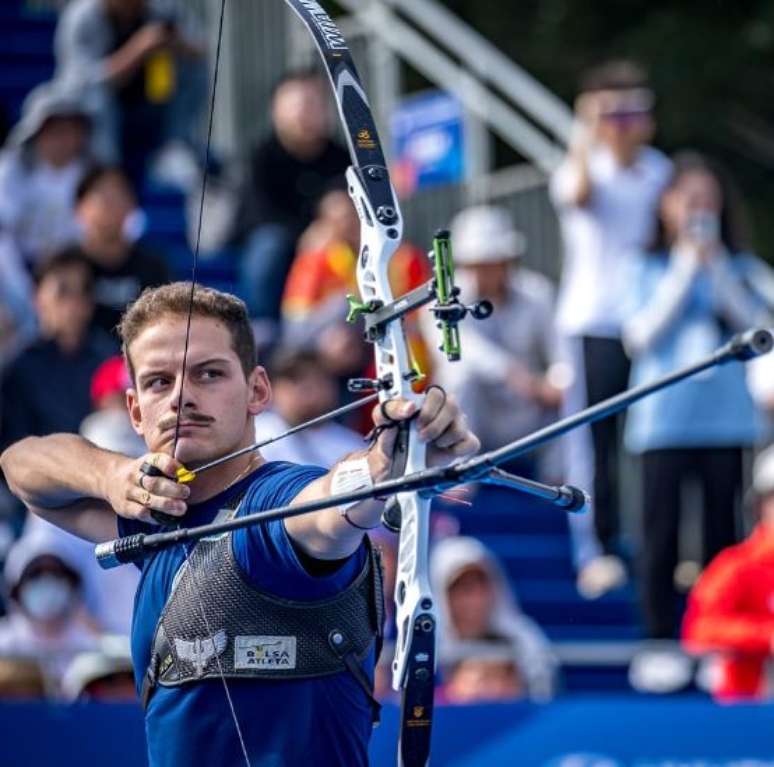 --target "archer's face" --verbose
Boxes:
[126,315,270,465]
